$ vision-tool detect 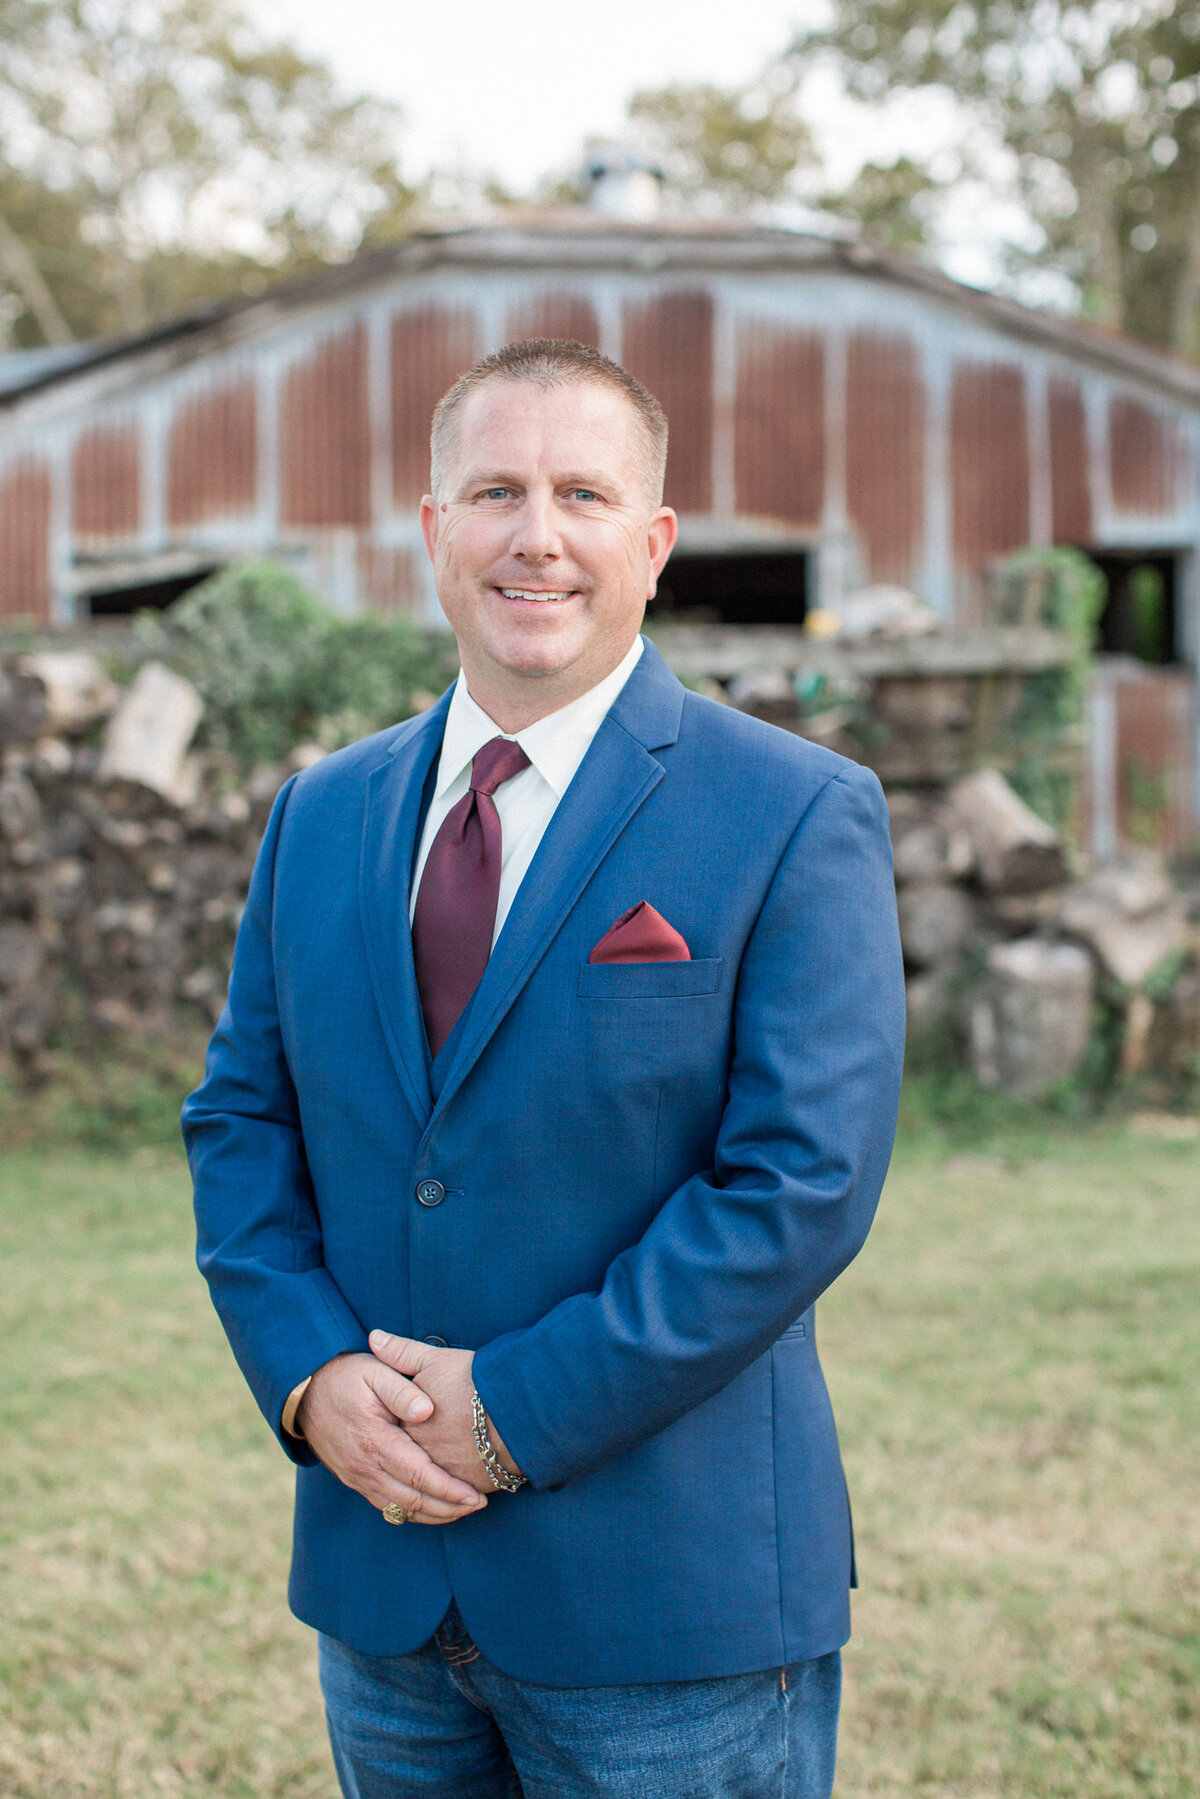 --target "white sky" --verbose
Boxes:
[245,0,1052,302]
[250,0,818,192]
